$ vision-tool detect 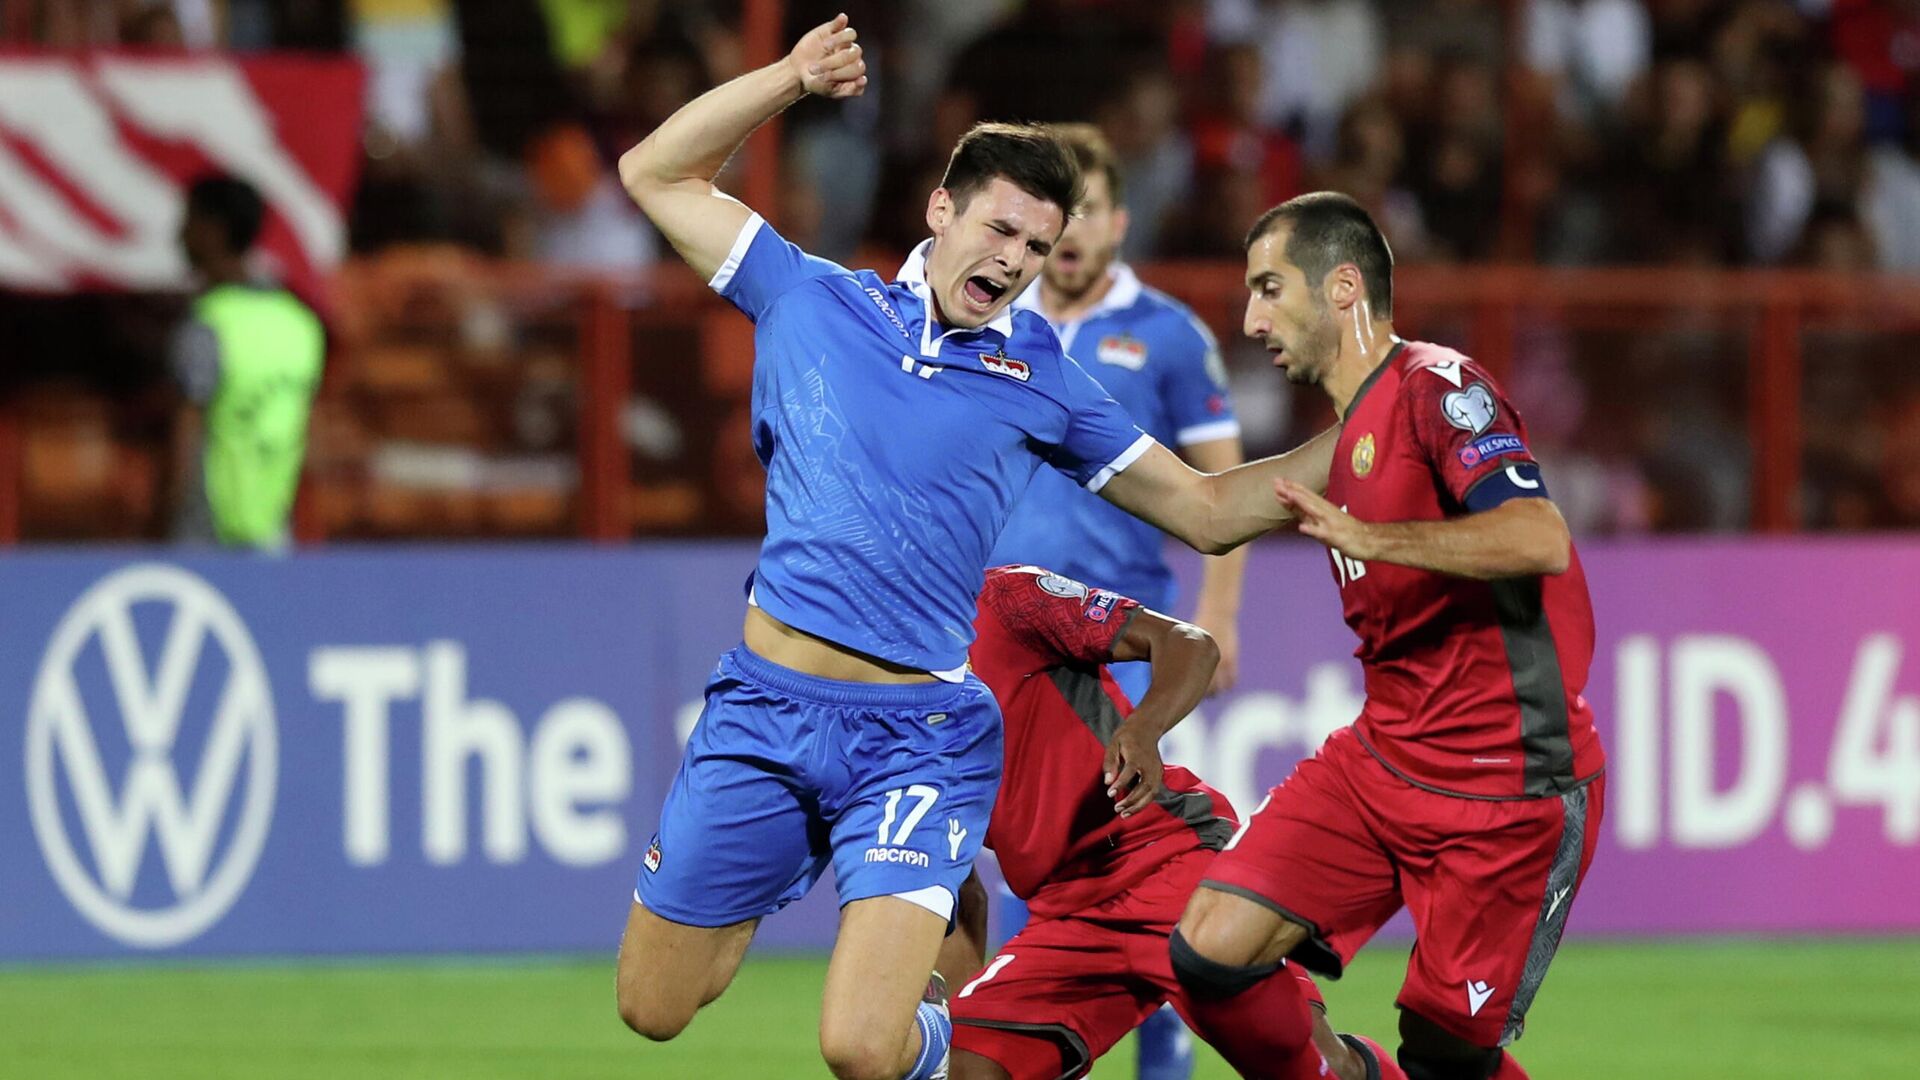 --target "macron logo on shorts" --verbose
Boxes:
[1466,979,1496,1016]
[864,847,931,869]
